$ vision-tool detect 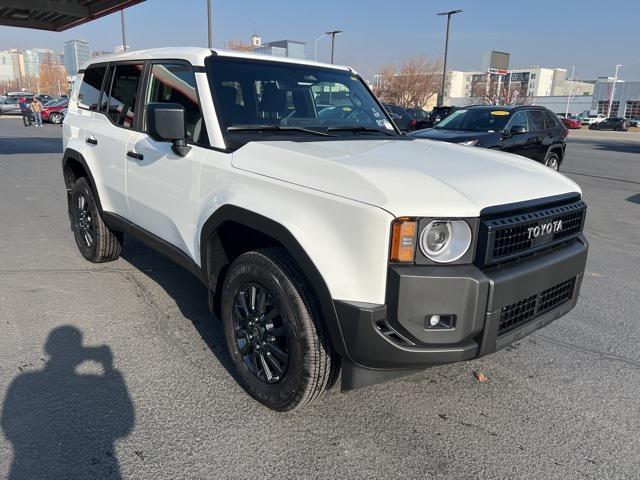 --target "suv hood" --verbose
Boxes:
[231,139,580,217]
